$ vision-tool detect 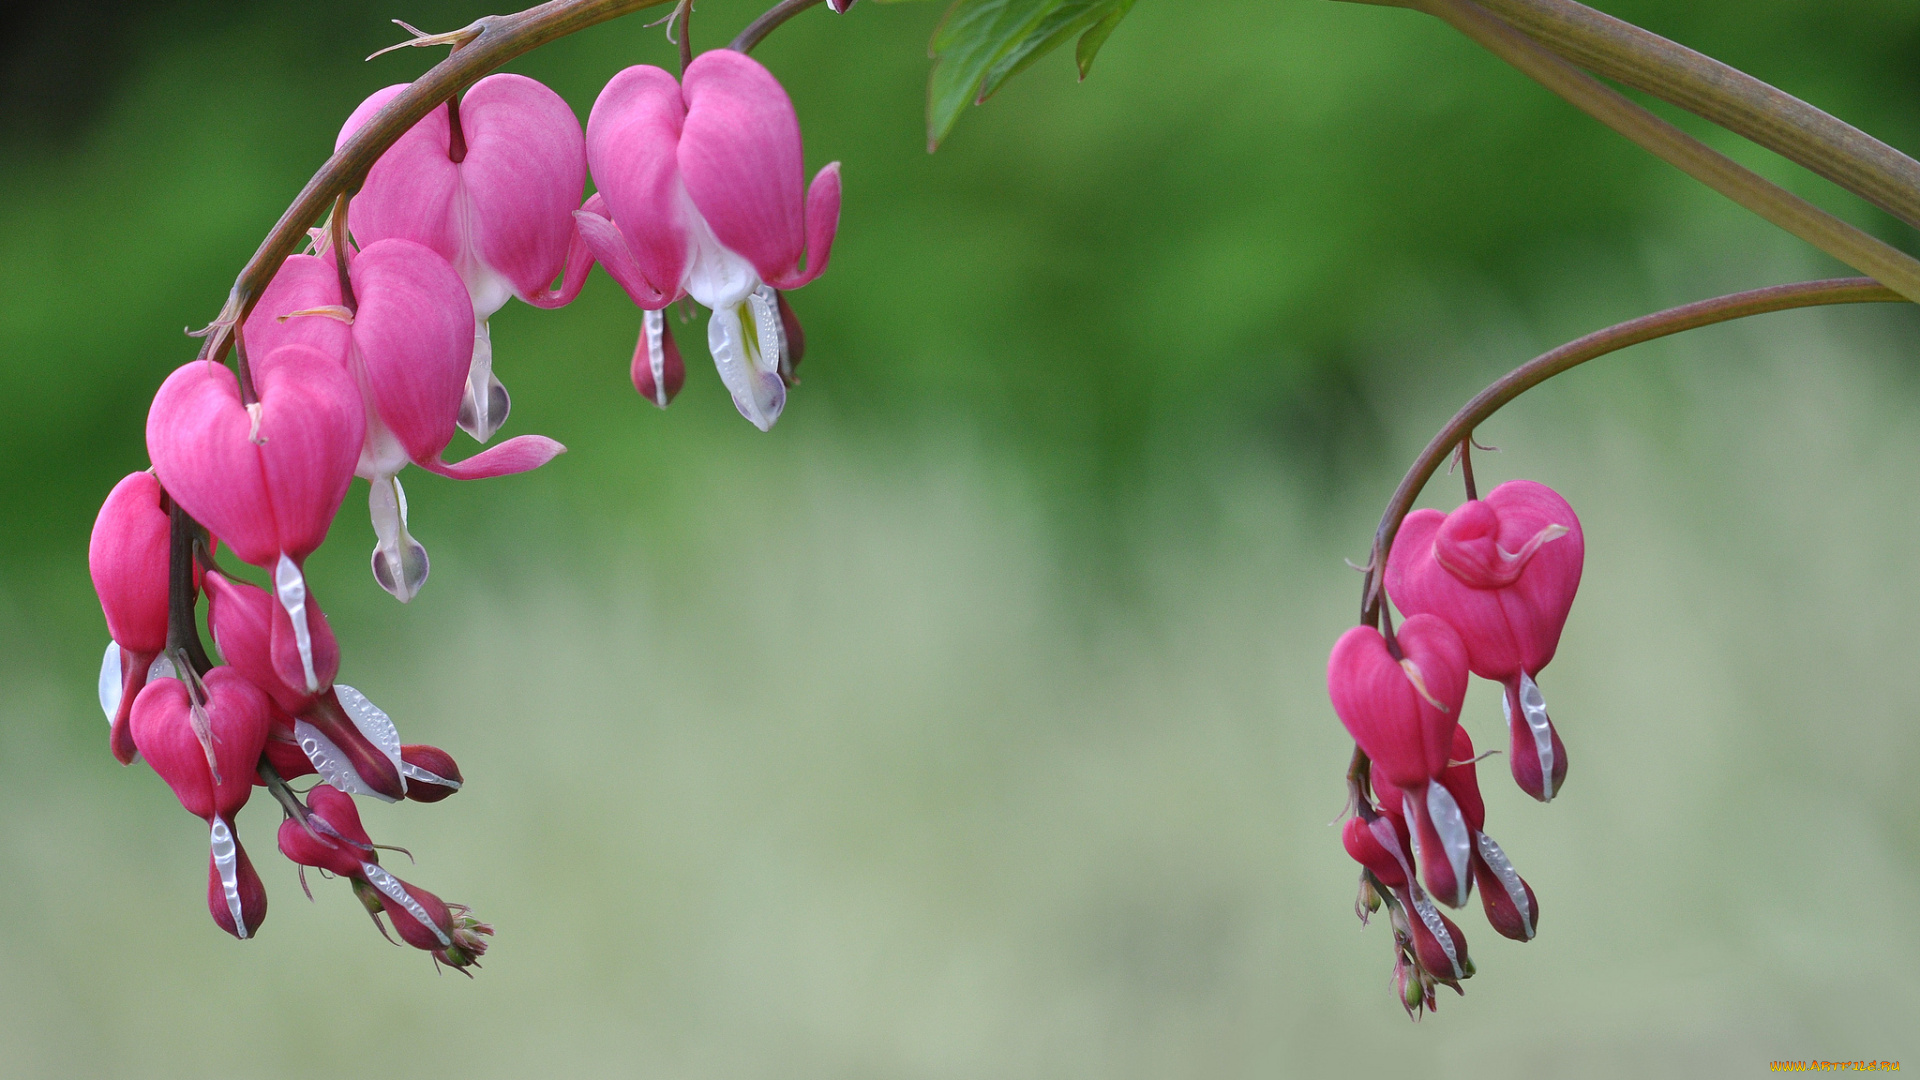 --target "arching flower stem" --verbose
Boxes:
[1357,277,1906,629]
[1454,0,1920,232]
[1390,0,1920,304]
[732,0,828,54]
